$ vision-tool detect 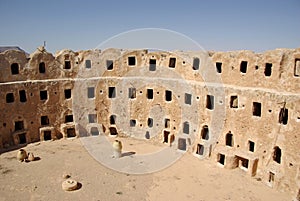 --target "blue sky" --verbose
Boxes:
[0,0,299,53]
